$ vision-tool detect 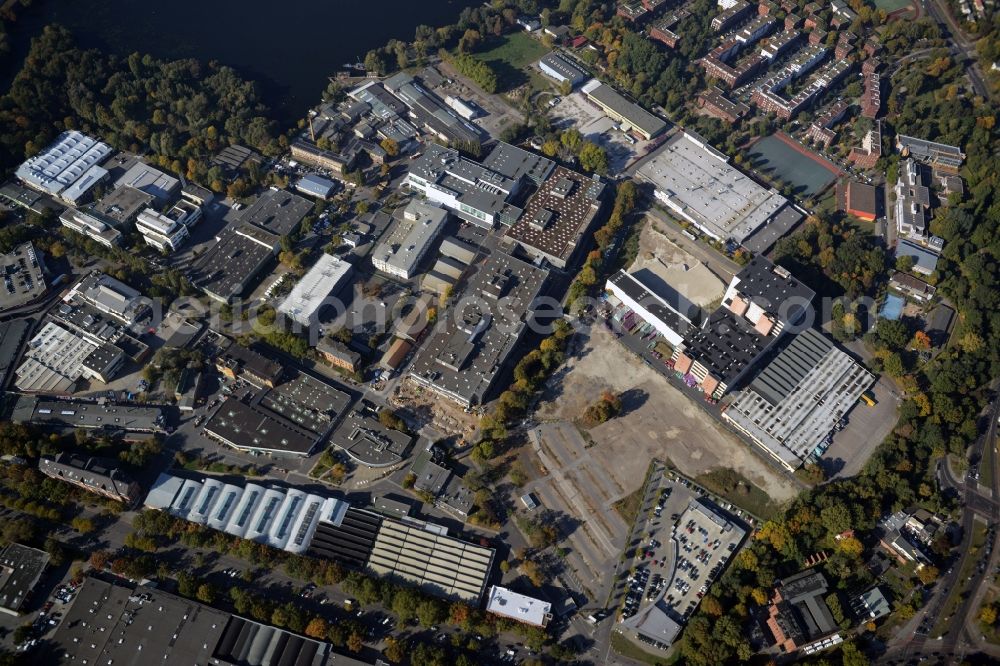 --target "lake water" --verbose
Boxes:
[2,0,477,124]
